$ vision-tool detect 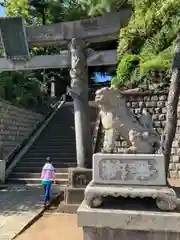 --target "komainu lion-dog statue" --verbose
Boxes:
[95,87,160,154]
